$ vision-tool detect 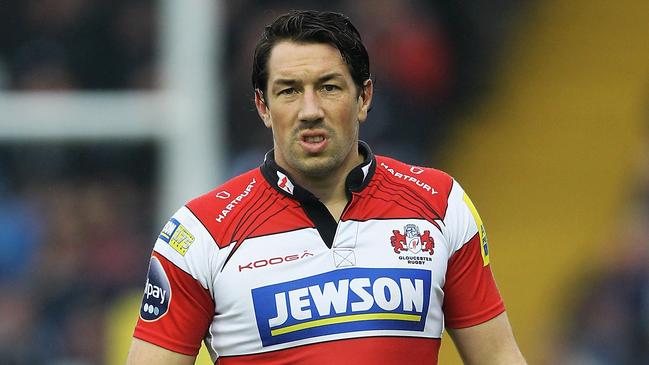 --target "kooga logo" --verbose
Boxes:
[251,267,431,347]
